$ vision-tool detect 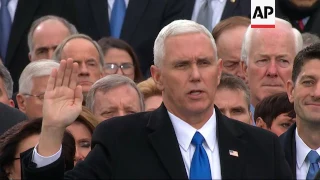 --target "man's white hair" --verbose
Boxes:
[241,18,303,65]
[153,20,218,67]
[18,59,59,94]
[86,74,145,113]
